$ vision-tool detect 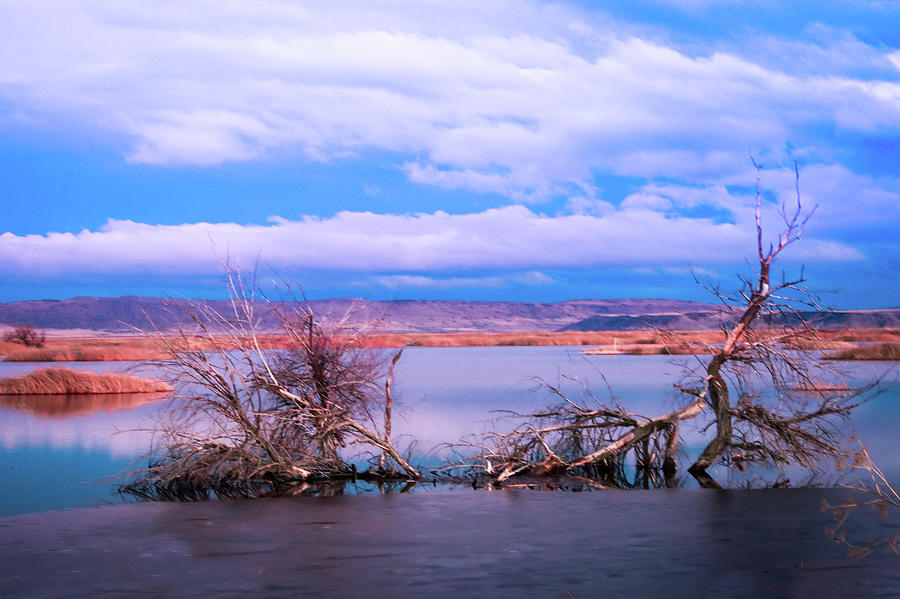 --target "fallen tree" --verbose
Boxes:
[442,380,704,489]
[683,162,872,484]
[444,163,871,488]
[121,165,878,497]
